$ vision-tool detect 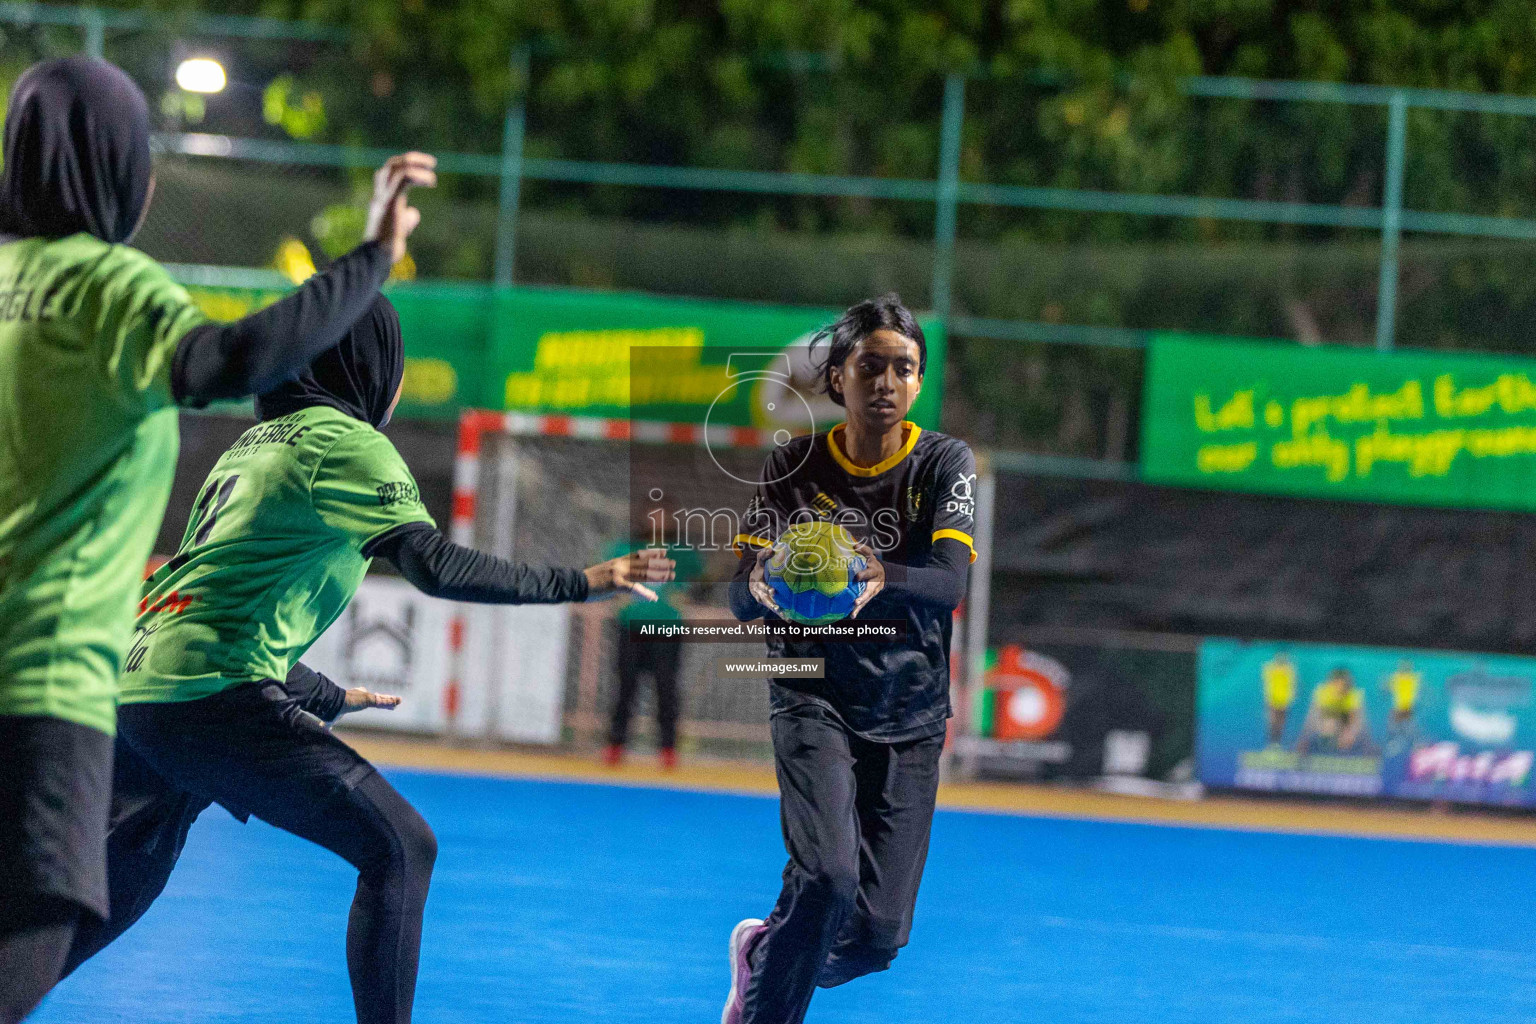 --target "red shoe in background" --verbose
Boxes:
[659,747,678,771]
[602,744,623,767]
